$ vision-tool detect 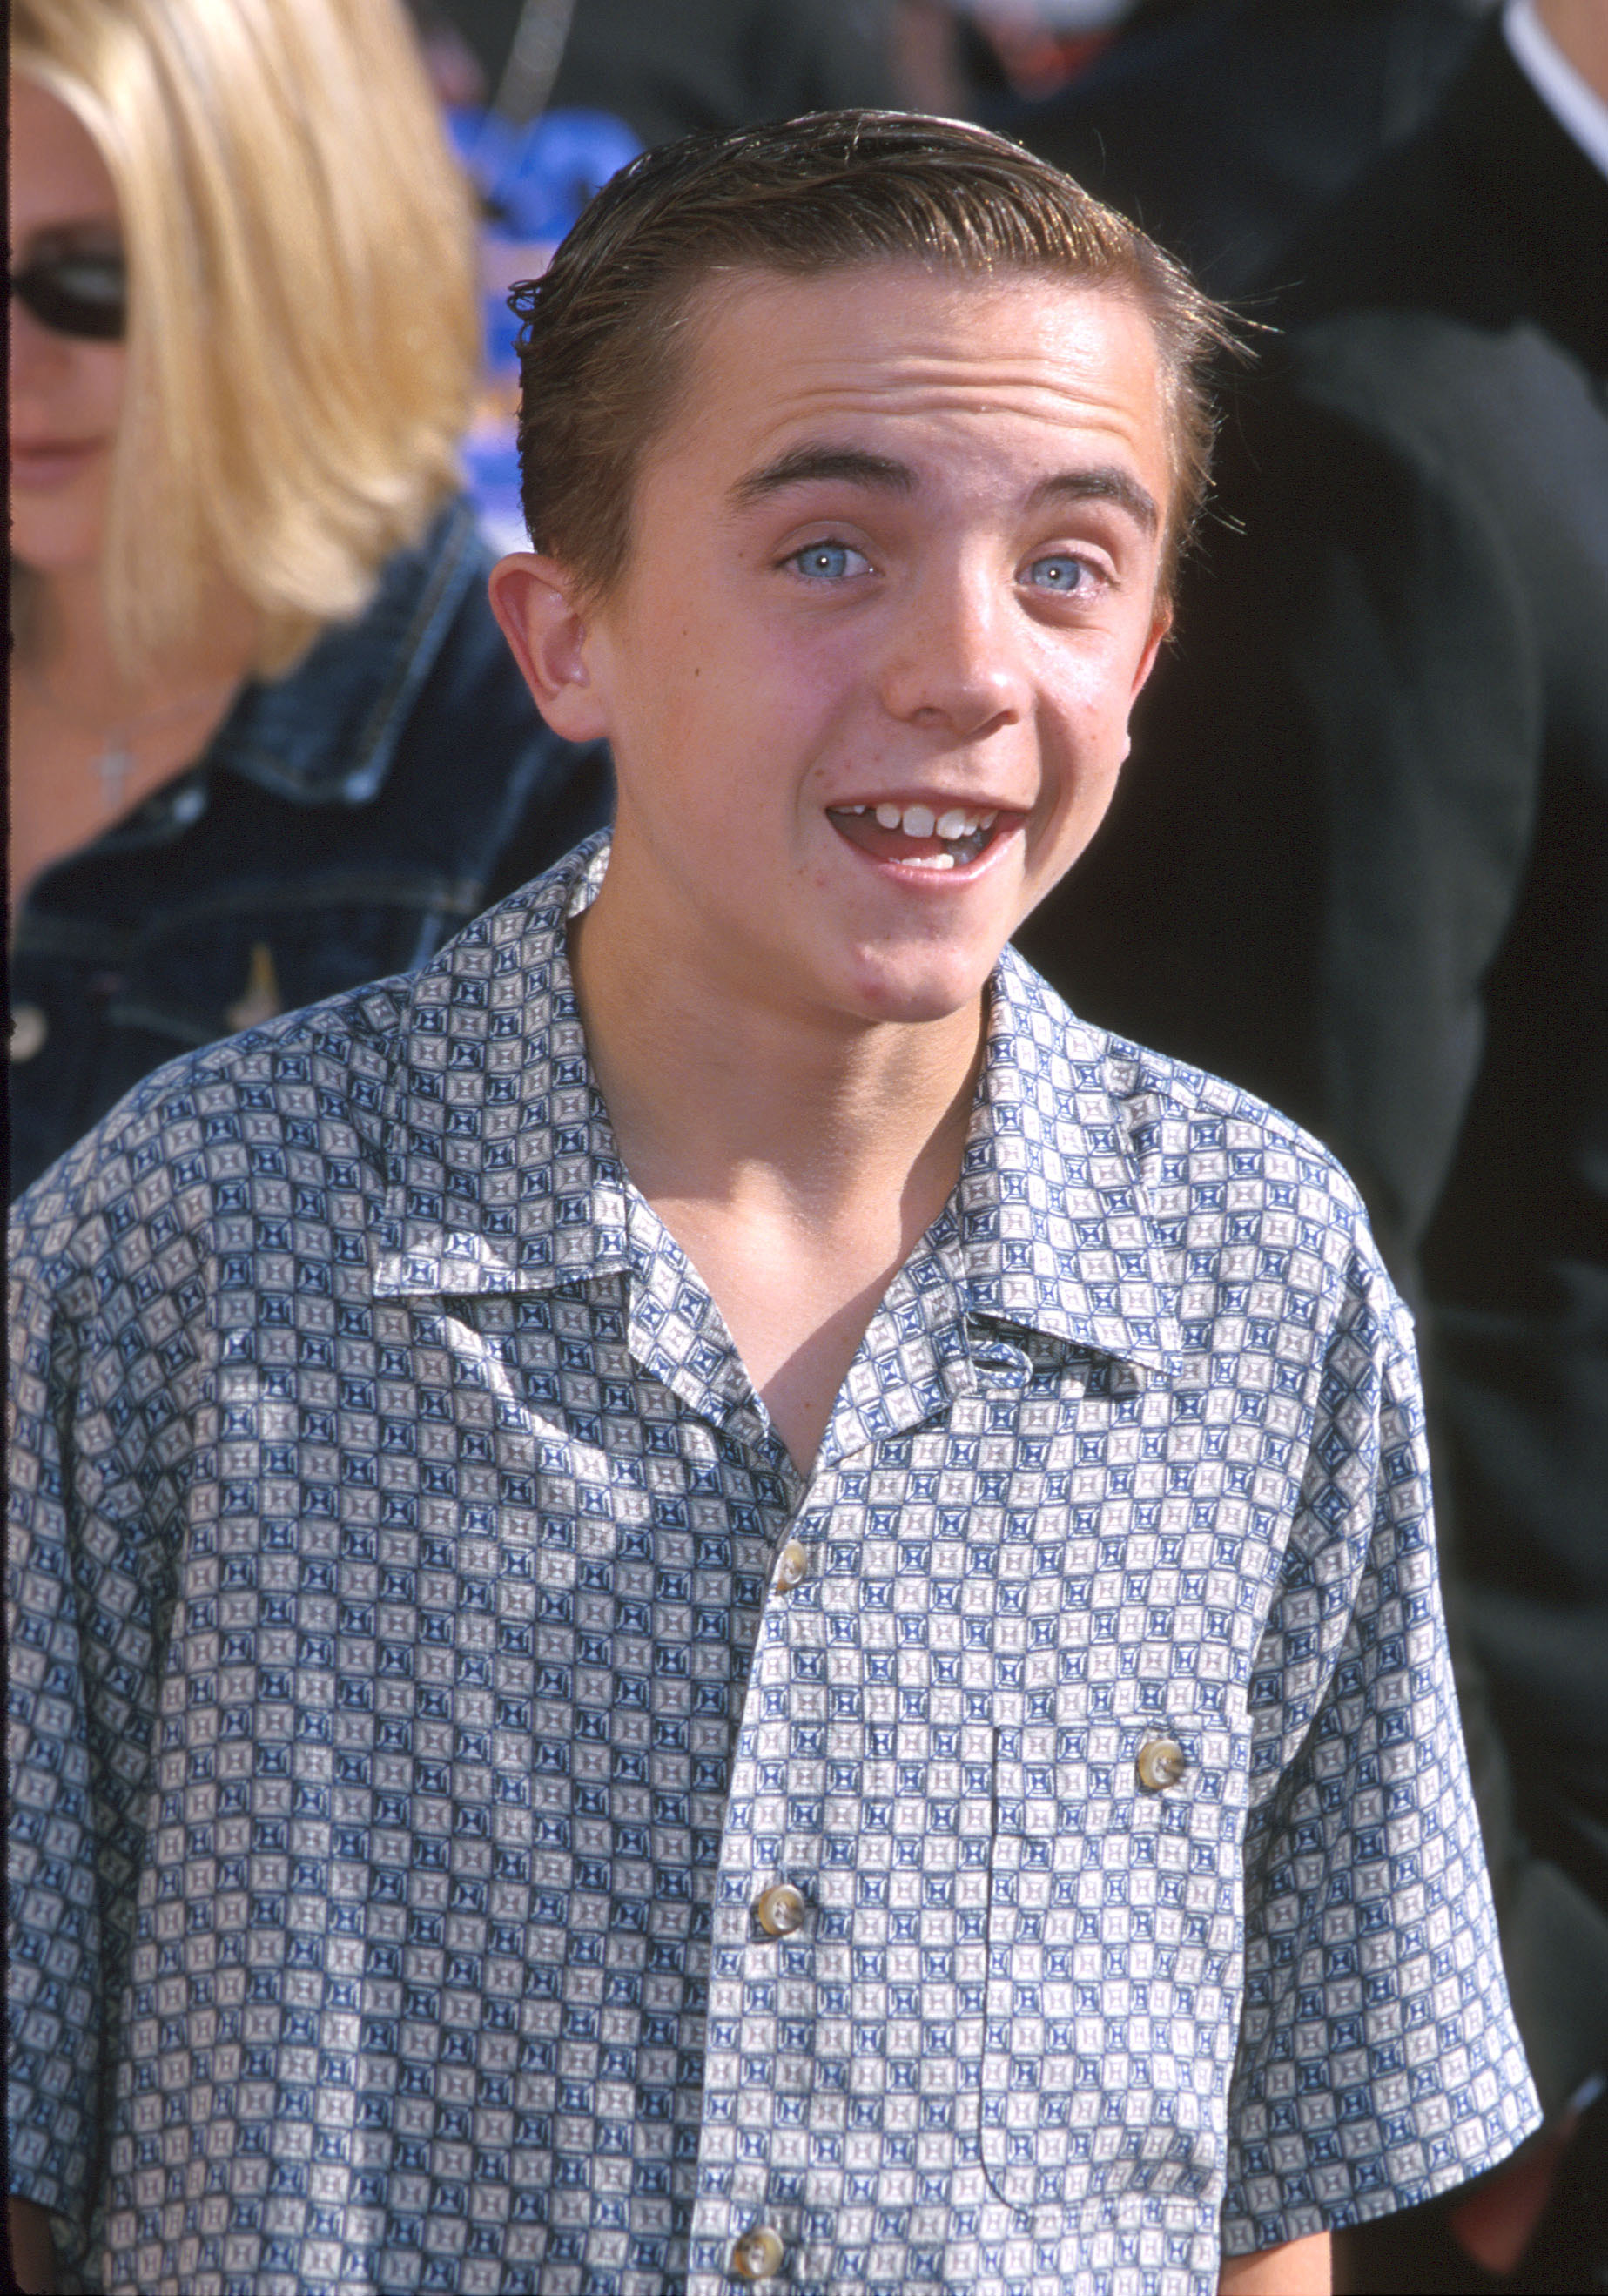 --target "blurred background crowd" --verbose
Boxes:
[9,0,1605,2288]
